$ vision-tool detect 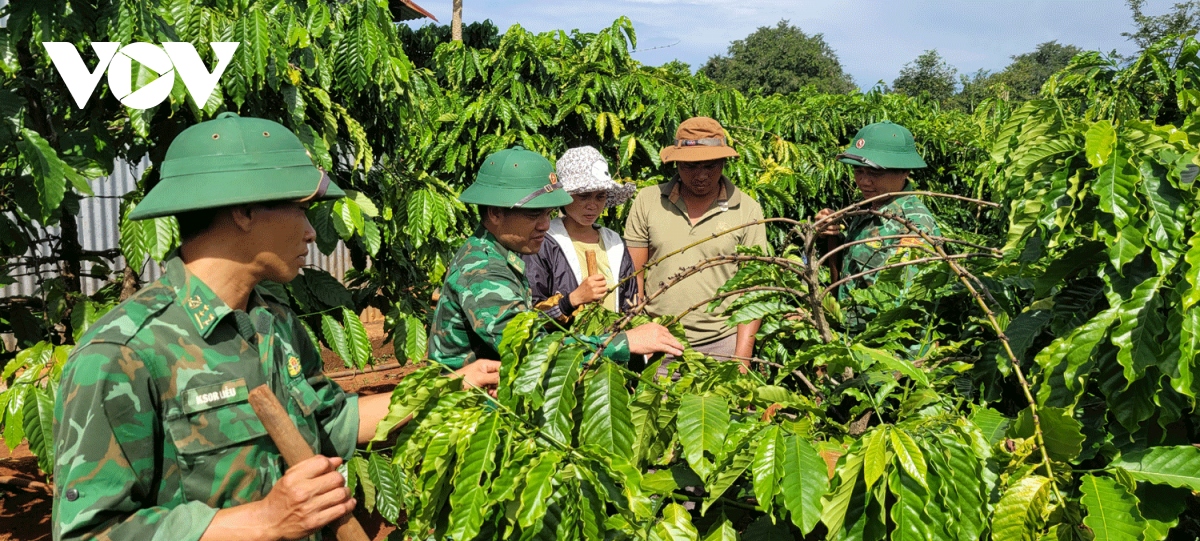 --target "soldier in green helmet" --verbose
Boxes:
[52,113,501,541]
[428,146,683,368]
[816,121,942,301]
